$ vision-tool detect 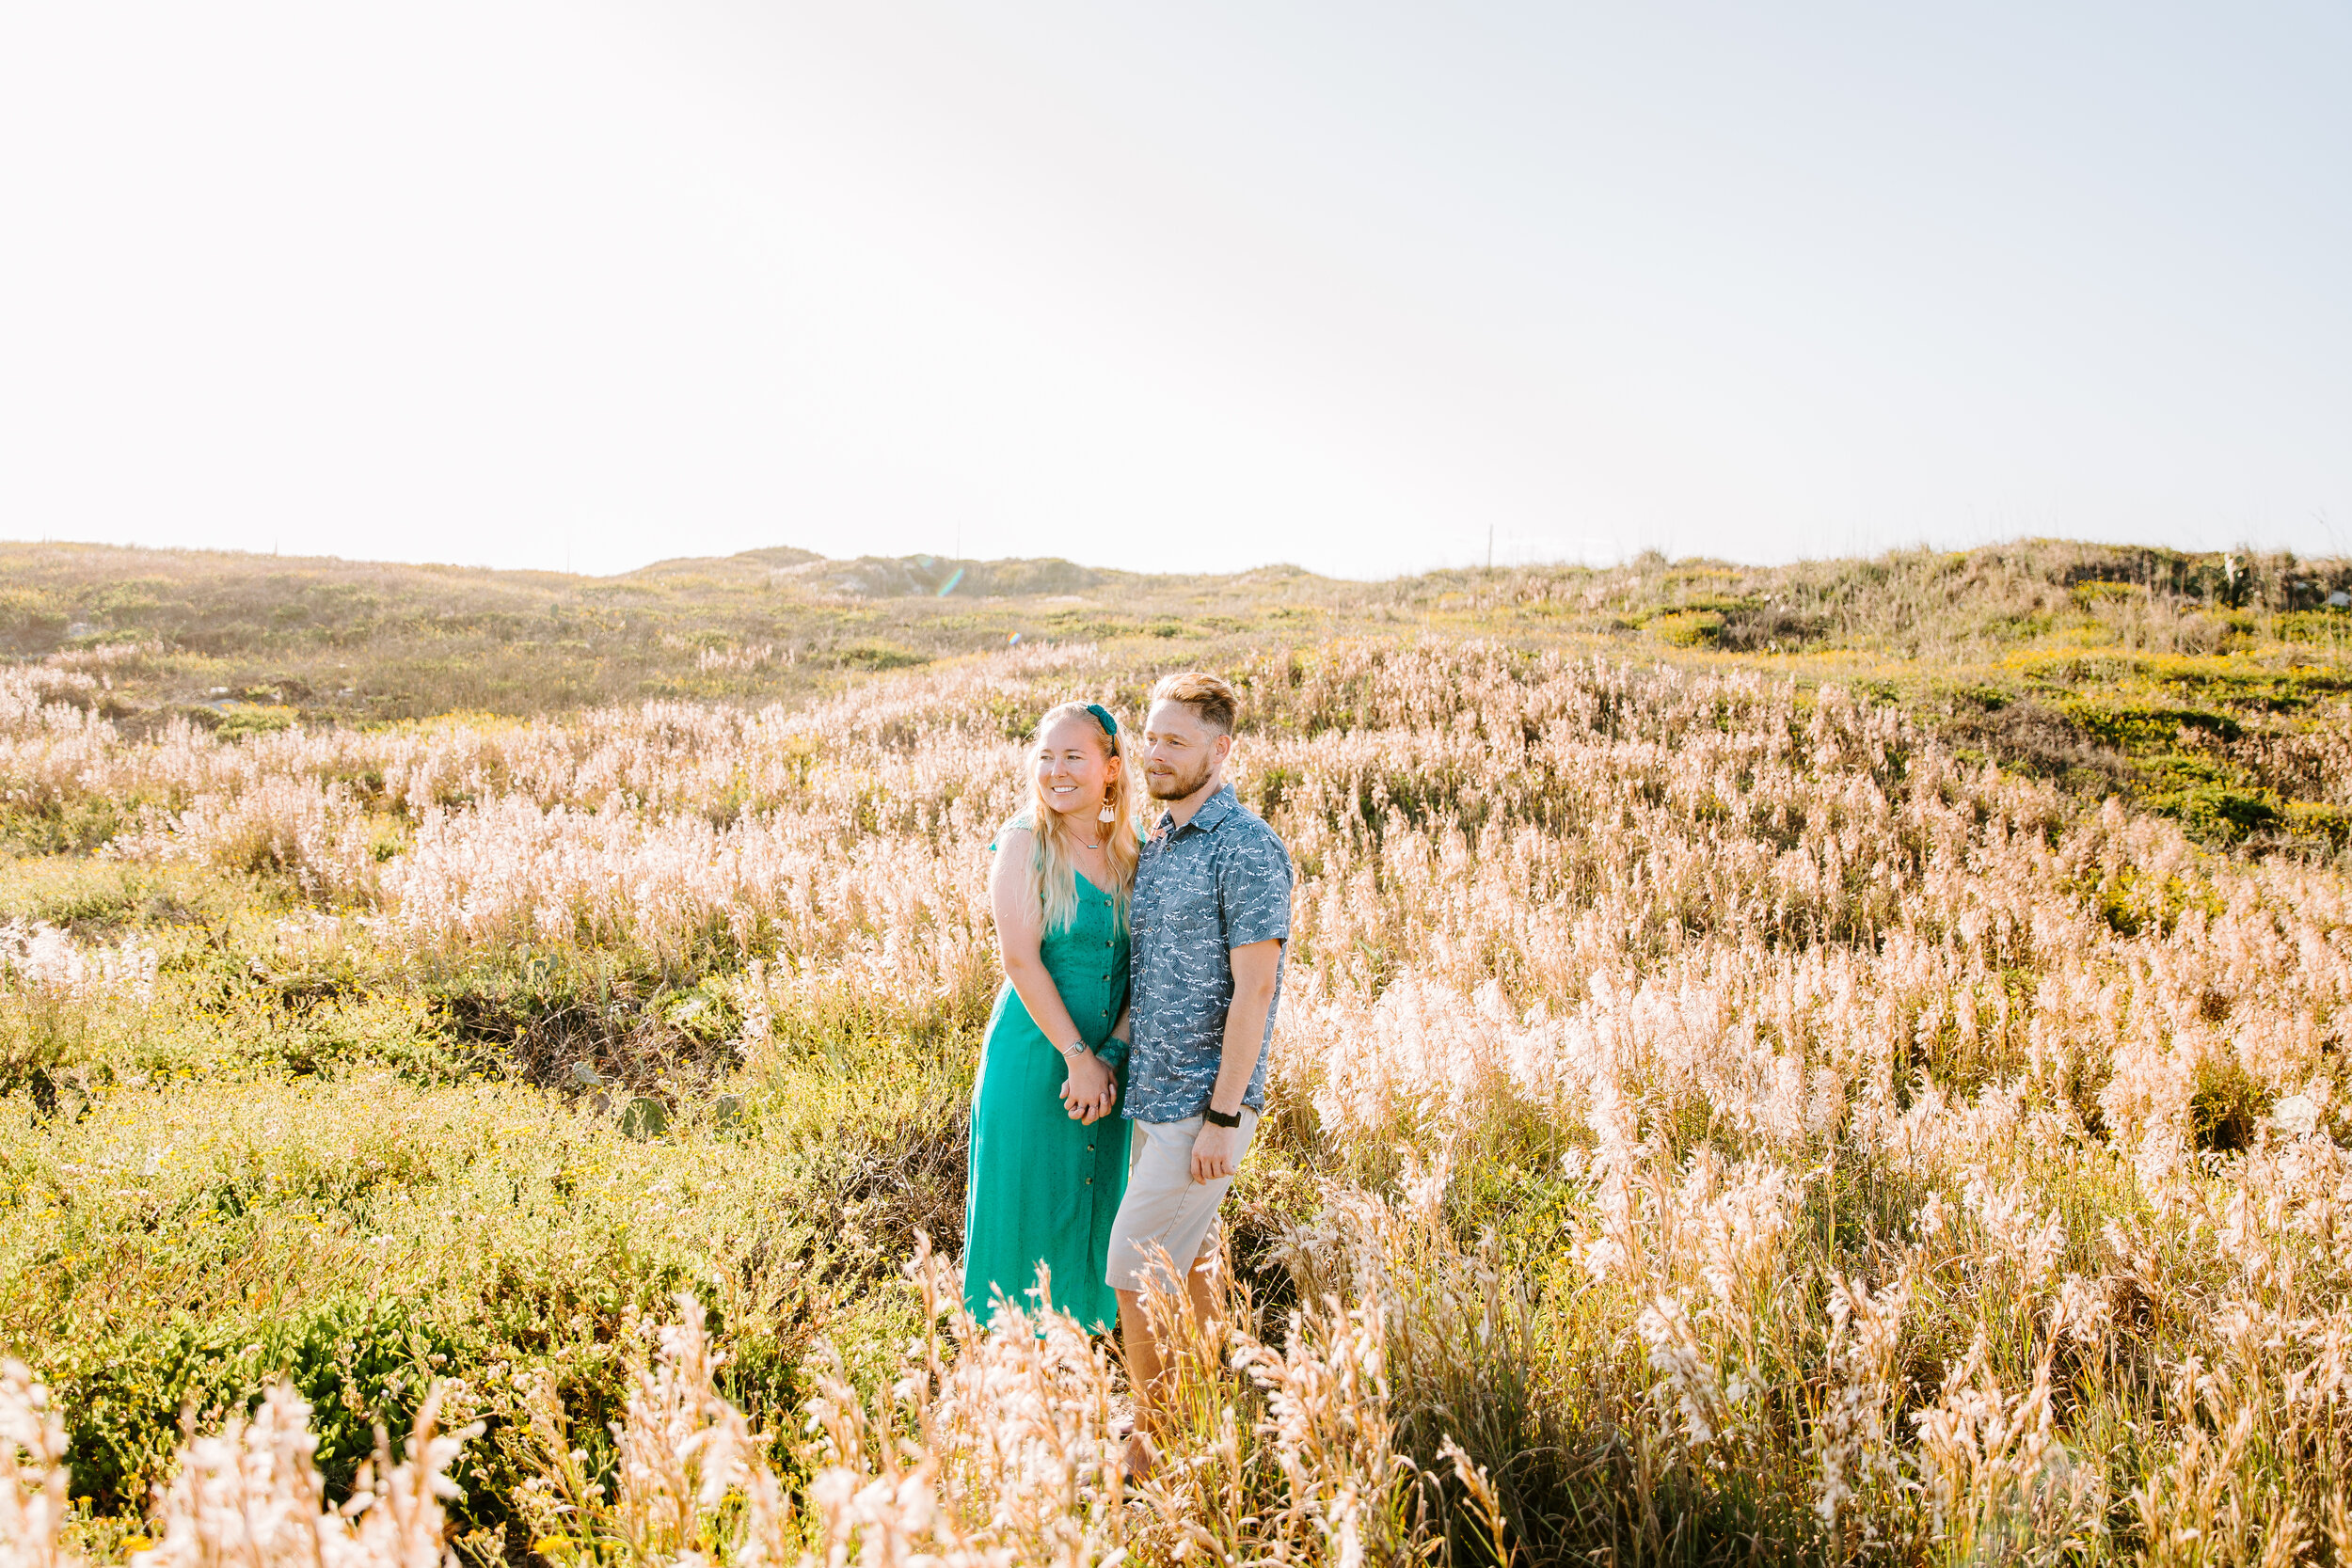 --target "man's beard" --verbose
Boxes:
[1147,752,1216,801]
